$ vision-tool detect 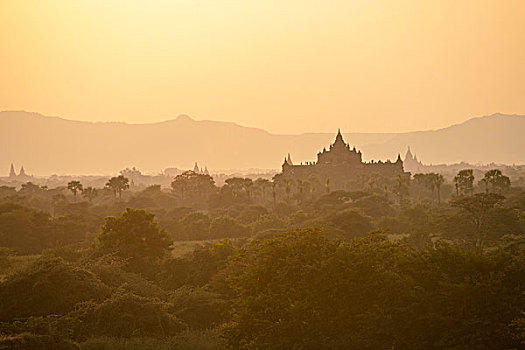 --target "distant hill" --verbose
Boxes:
[1,111,524,175]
